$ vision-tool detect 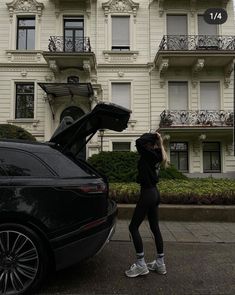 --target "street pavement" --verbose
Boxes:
[36,220,235,295]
